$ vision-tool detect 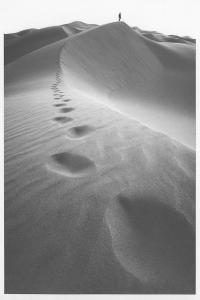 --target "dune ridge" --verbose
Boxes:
[4,21,97,65]
[4,21,195,294]
[4,21,195,64]
[60,21,195,148]
[133,26,196,45]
